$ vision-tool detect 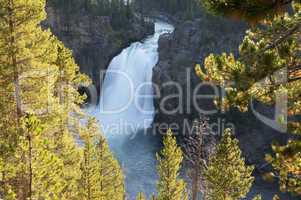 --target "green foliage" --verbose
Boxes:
[198,14,301,130]
[265,141,301,195]
[0,0,87,199]
[293,1,301,12]
[204,129,254,200]
[49,0,134,29]
[79,119,101,200]
[199,1,301,196]
[202,0,299,24]
[150,194,157,200]
[156,129,188,200]
[79,118,125,200]
[136,192,147,200]
[136,0,201,19]
[17,114,65,200]
[55,130,83,199]
[252,194,262,200]
[0,0,126,199]
[0,0,58,198]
